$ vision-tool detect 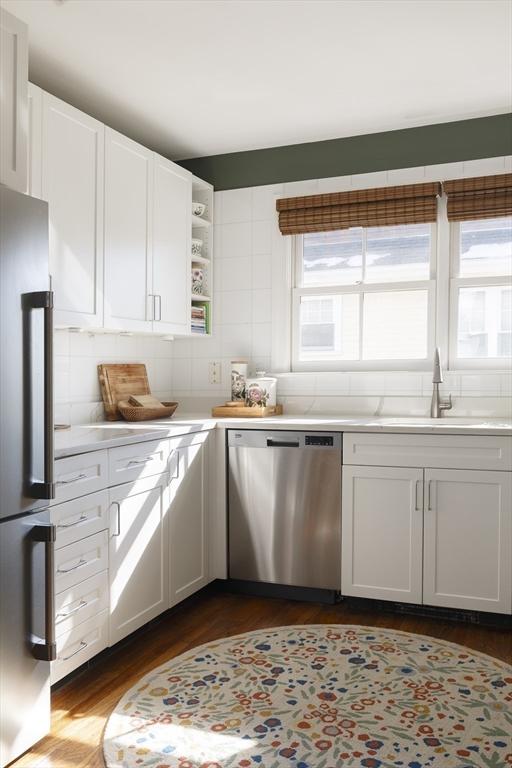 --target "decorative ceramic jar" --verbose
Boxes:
[245,371,277,408]
[191,267,204,295]
[231,359,248,402]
